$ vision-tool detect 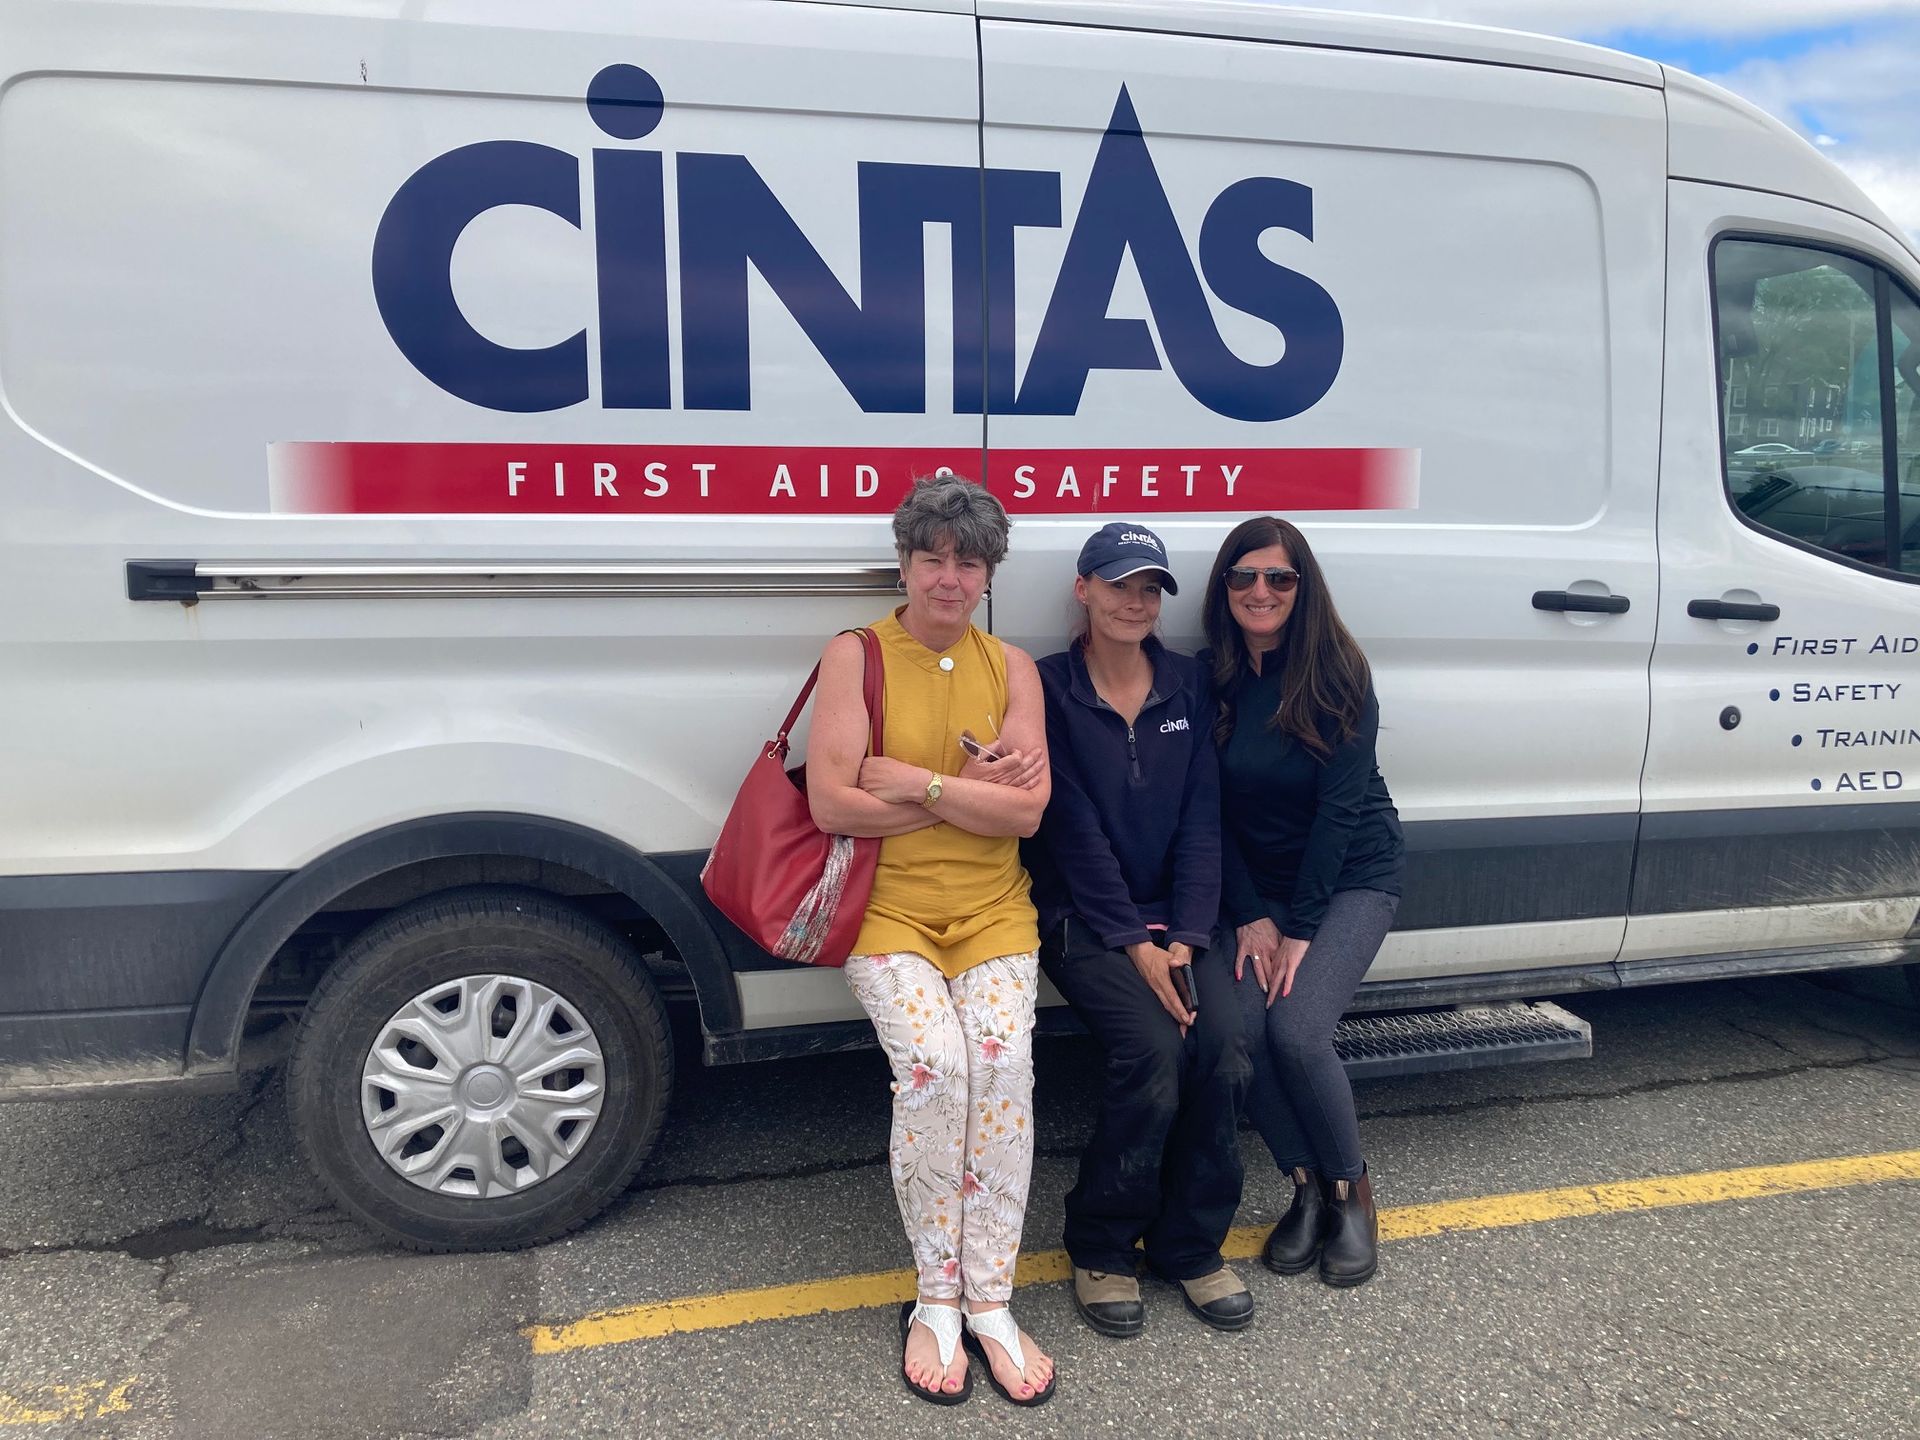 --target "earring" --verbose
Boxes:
[897,577,907,594]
